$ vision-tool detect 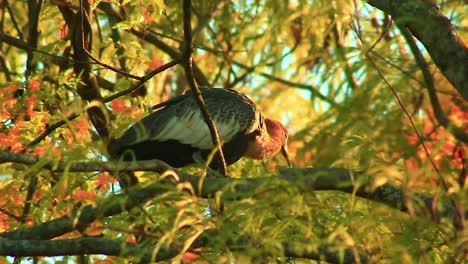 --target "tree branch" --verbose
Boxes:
[0,237,176,262]
[227,58,340,108]
[366,0,468,100]
[1,150,456,263]
[3,0,24,40]
[0,151,458,222]
[25,0,43,79]
[399,26,468,144]
[59,0,110,139]
[181,0,227,175]
[0,234,367,264]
